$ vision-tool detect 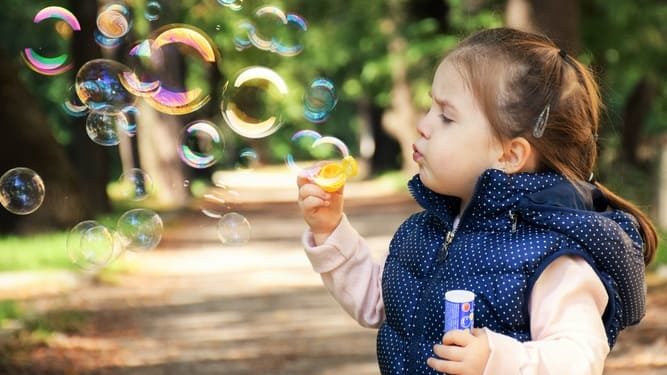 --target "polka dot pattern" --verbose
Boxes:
[377,169,646,374]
